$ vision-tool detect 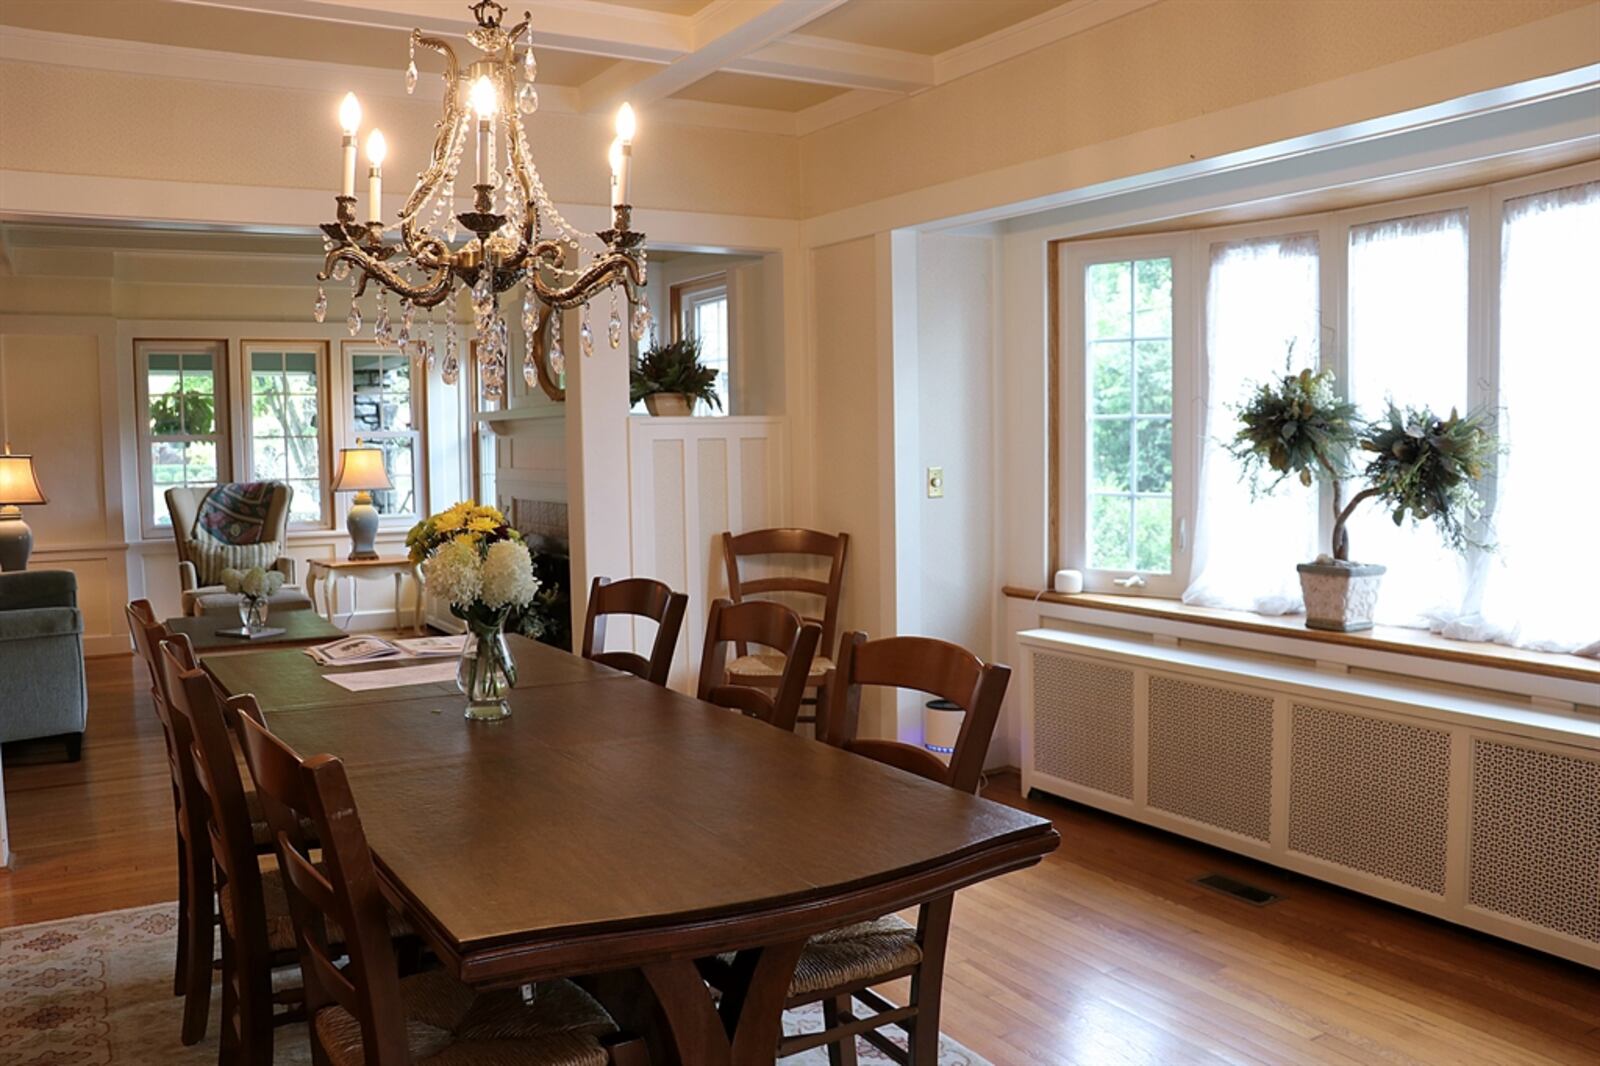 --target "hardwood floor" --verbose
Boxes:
[3,653,1597,1065]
